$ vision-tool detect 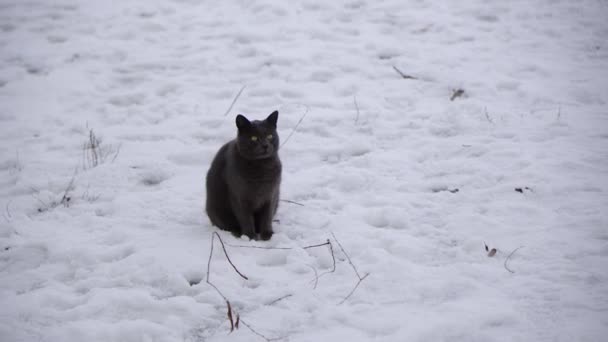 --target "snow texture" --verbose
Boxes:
[1,0,608,341]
